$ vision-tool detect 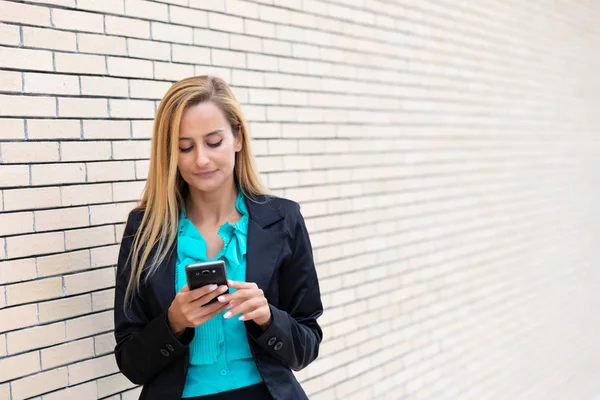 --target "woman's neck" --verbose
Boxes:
[186,181,239,226]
